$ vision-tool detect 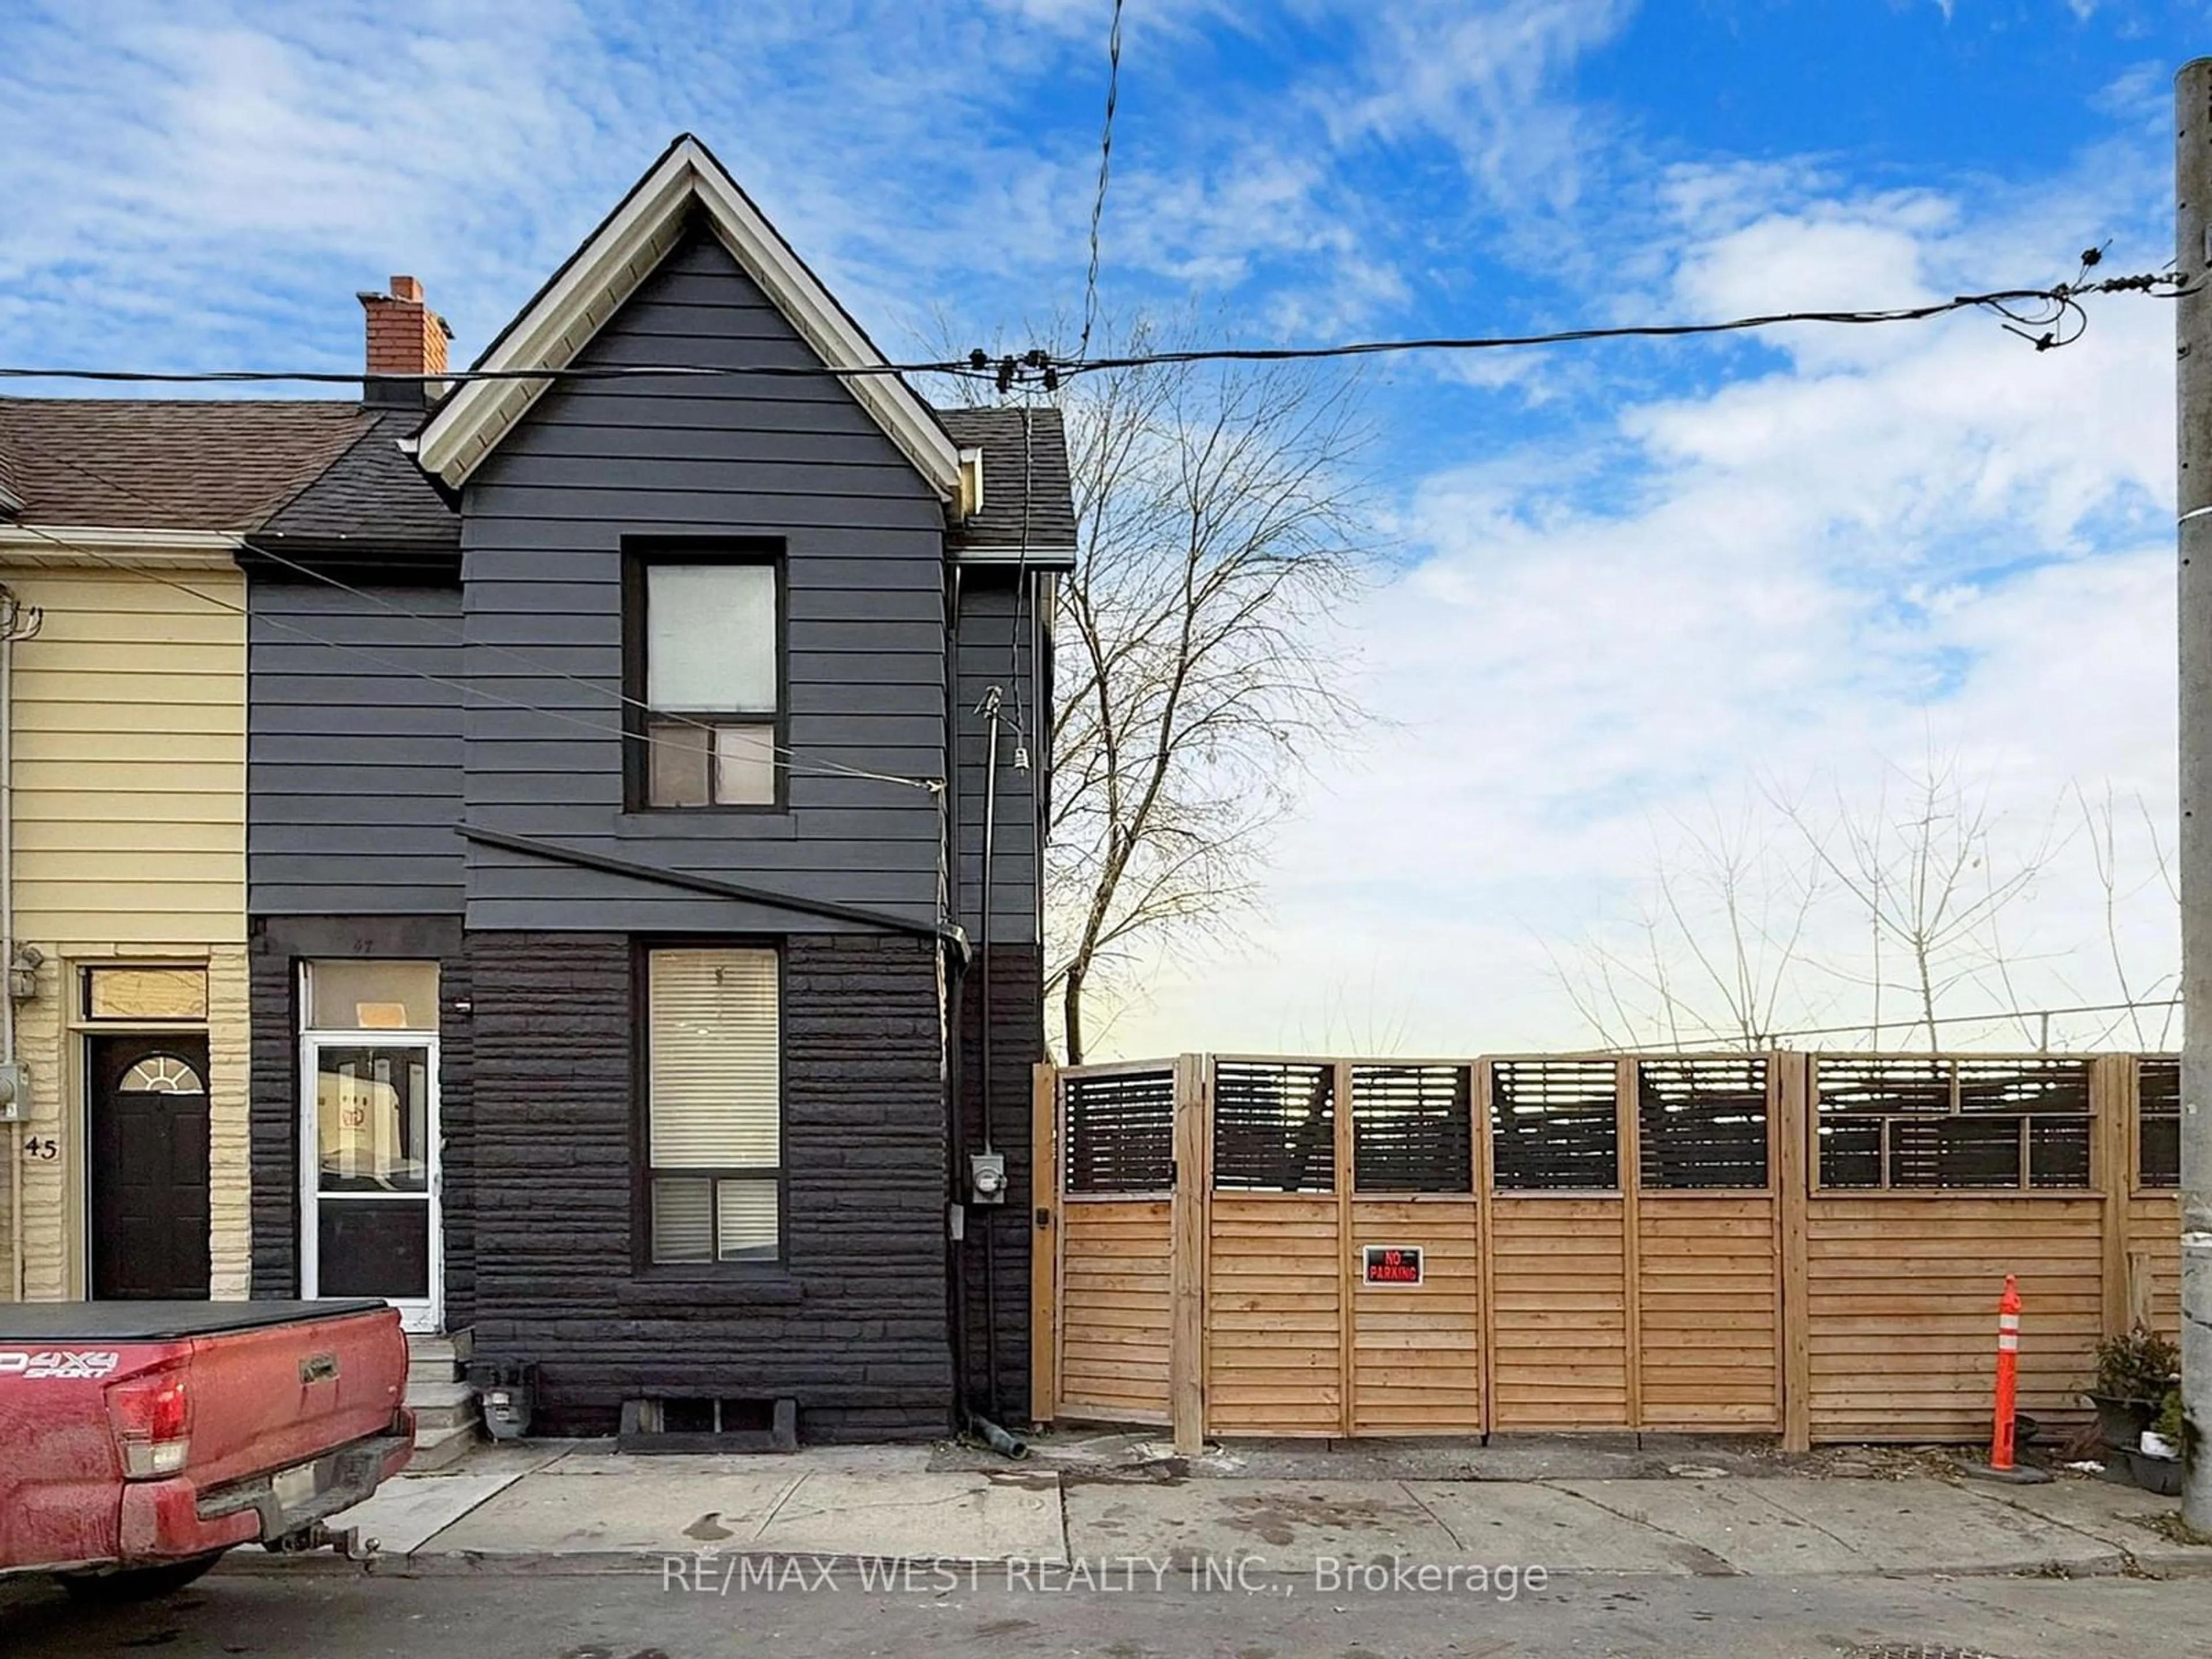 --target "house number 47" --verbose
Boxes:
[21,1137,59,1161]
